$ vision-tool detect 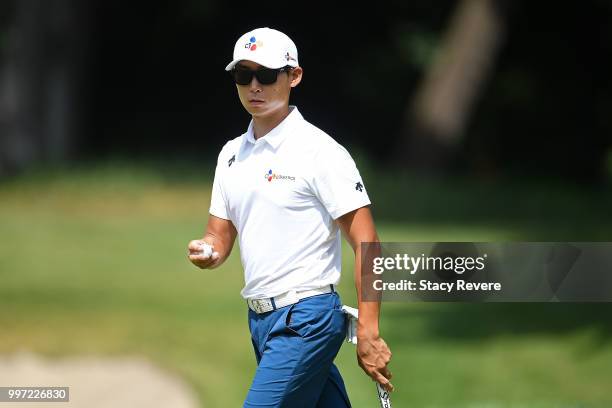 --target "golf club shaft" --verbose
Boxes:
[376,382,392,408]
